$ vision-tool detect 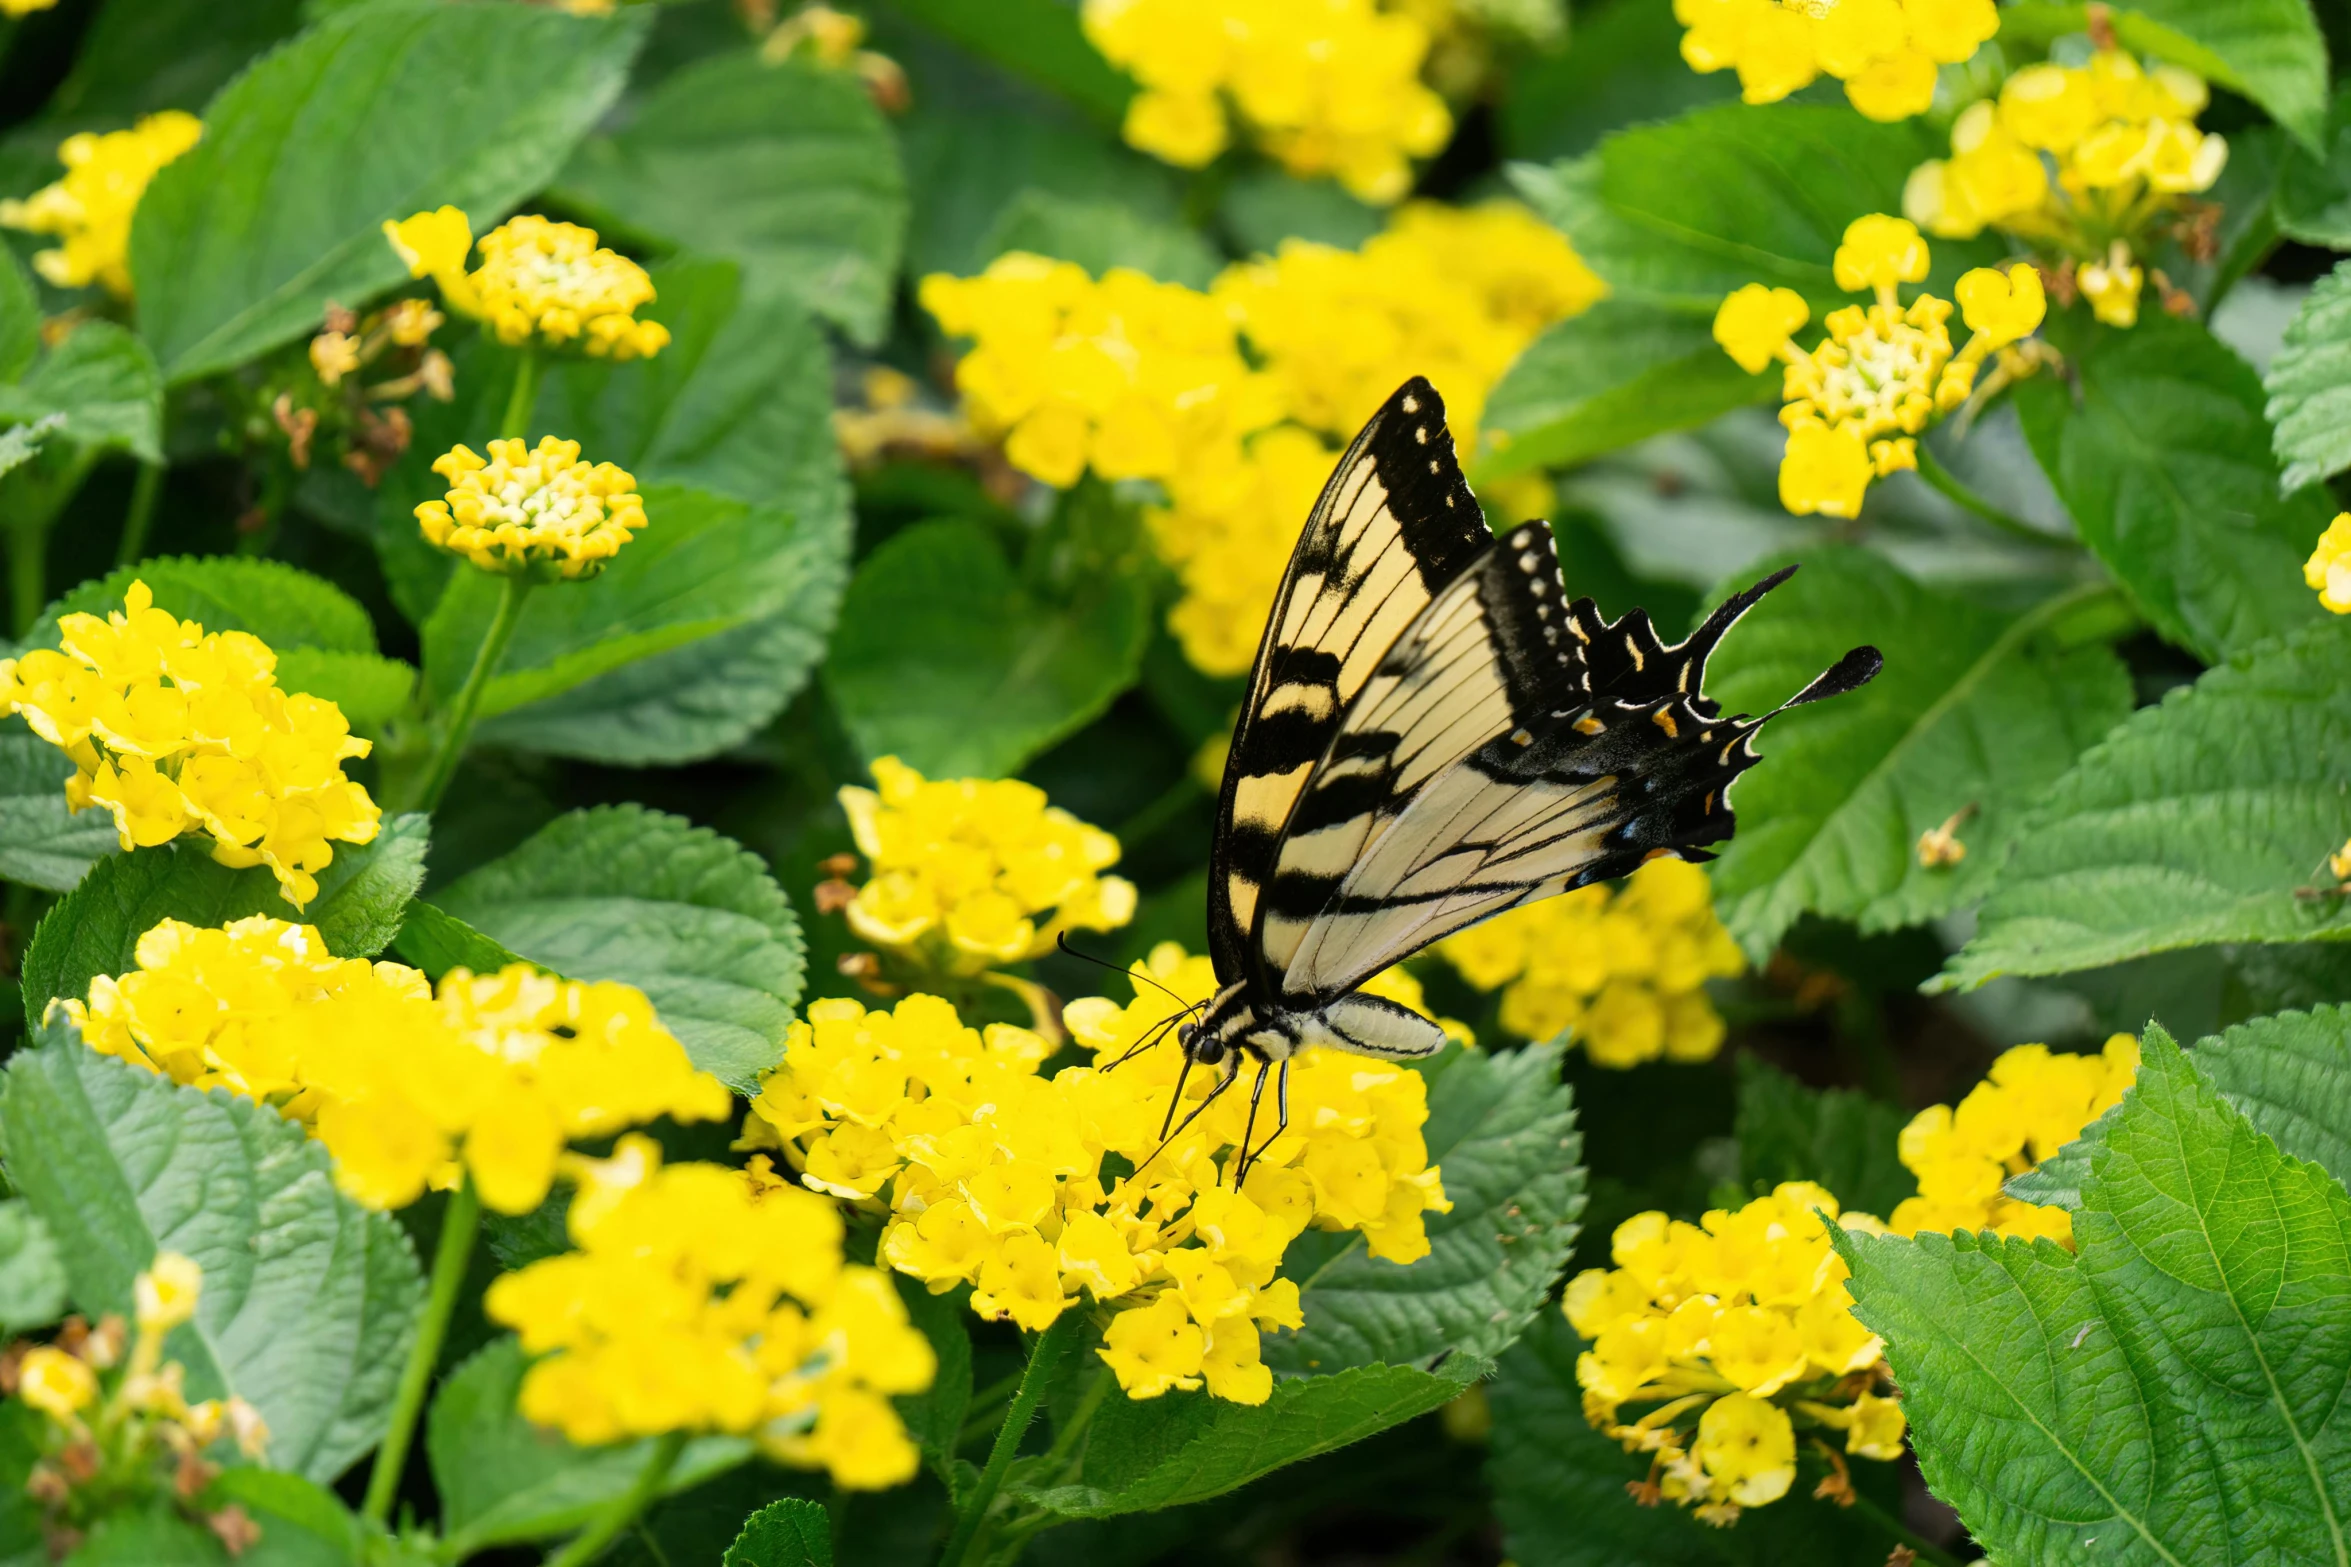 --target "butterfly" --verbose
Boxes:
[1150,375,1881,1181]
